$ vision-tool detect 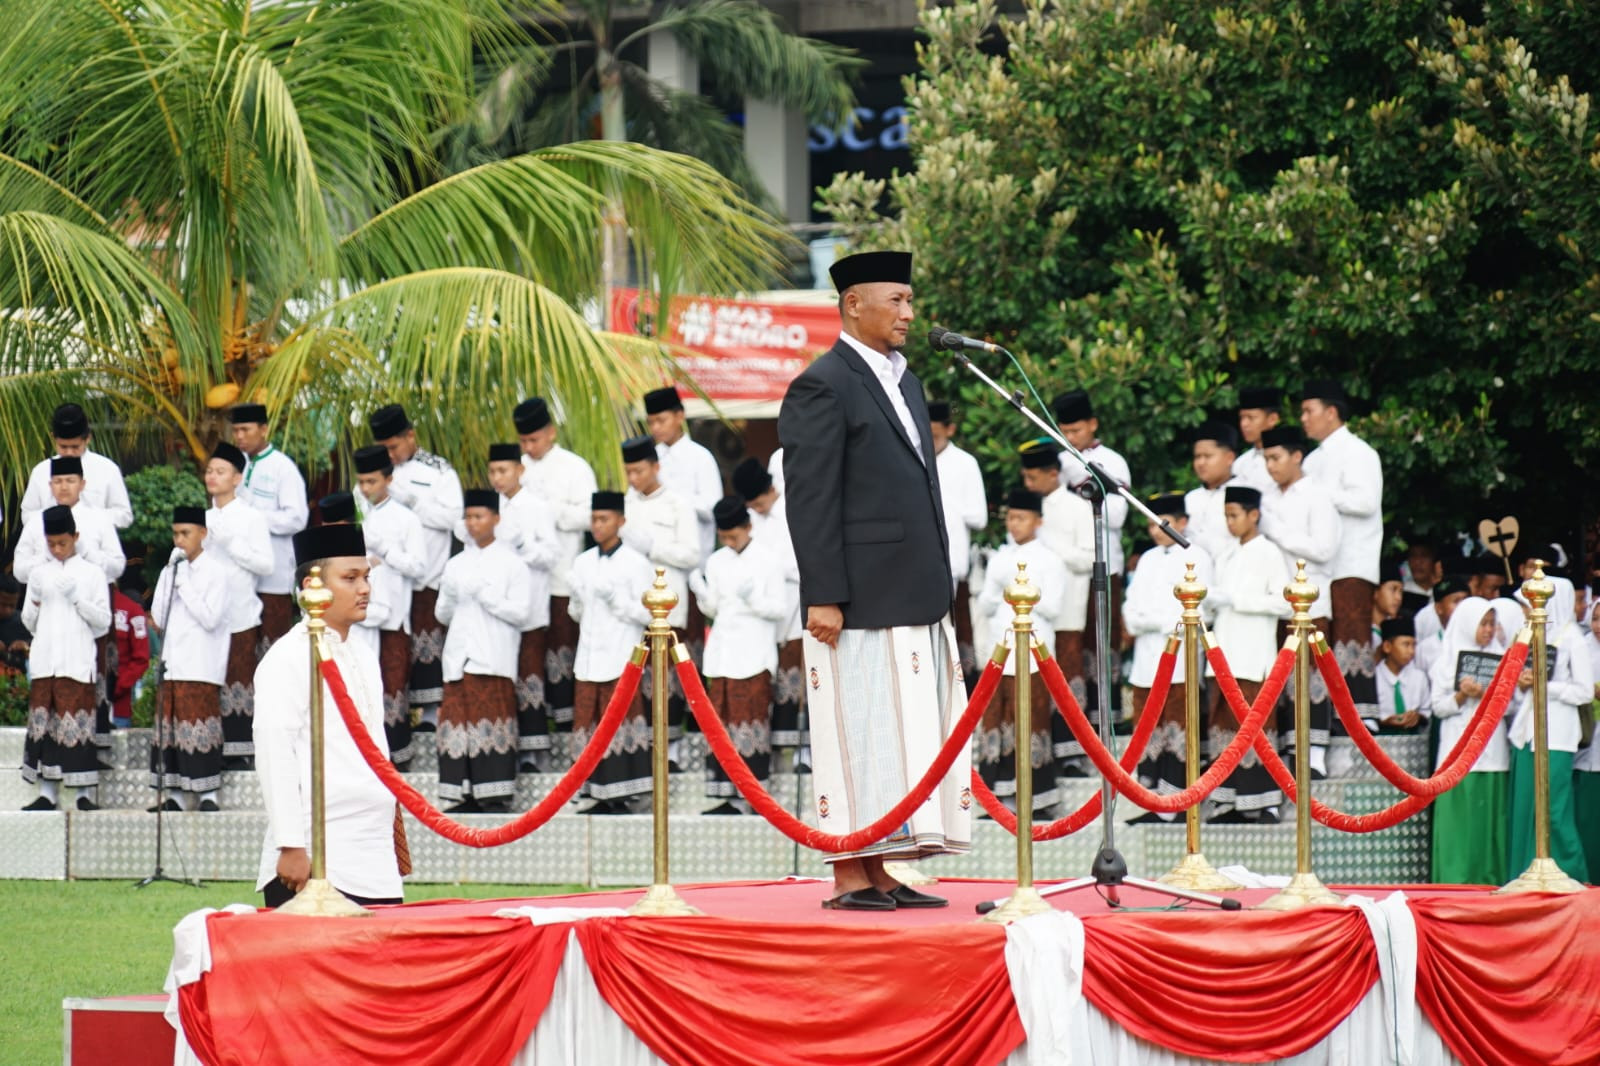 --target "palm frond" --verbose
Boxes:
[616,61,773,211]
